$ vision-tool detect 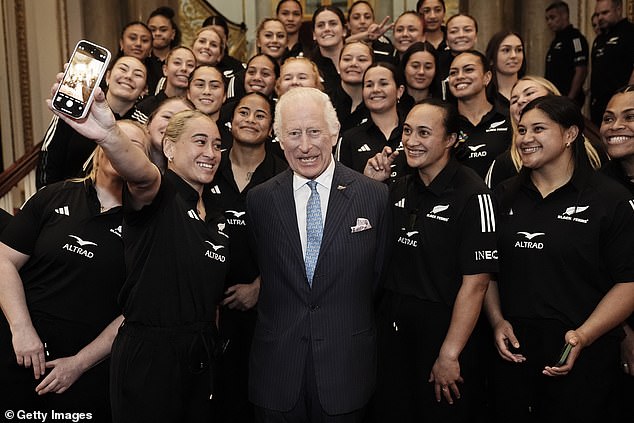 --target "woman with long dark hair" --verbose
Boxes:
[365,98,496,422]
[485,95,634,422]
[399,41,439,115]
[485,30,526,116]
[448,50,512,179]
[311,5,347,93]
[338,62,407,183]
